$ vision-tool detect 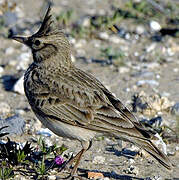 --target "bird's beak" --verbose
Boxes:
[11,36,29,46]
